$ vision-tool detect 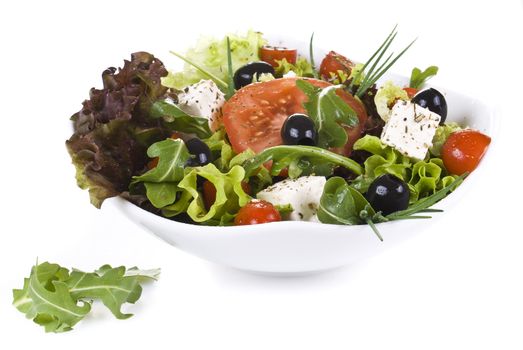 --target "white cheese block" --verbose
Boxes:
[256,176,327,222]
[177,79,225,131]
[380,100,441,160]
